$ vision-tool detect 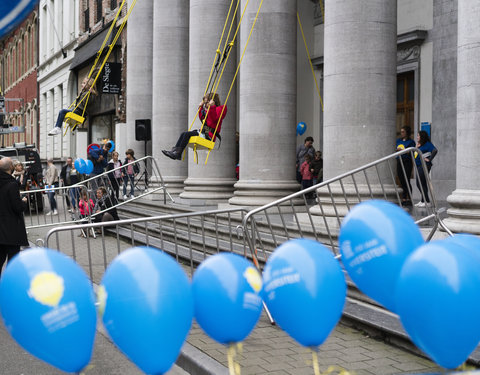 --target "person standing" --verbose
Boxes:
[310,151,323,185]
[0,157,28,274]
[12,161,26,190]
[396,126,416,206]
[296,136,315,183]
[107,151,123,200]
[122,149,139,199]
[60,157,74,212]
[45,159,59,215]
[414,130,438,207]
